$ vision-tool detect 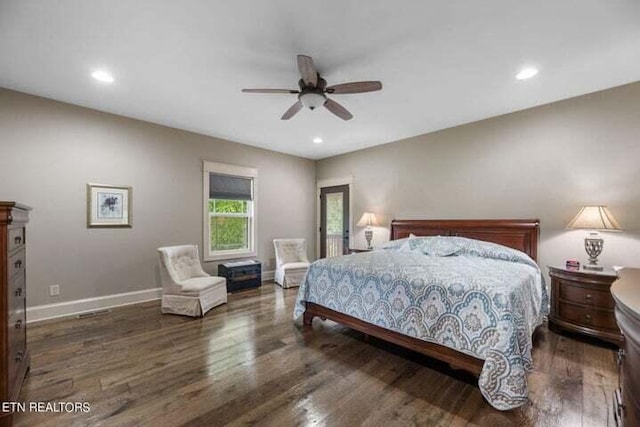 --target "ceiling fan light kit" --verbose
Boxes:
[242,54,382,121]
[299,92,326,110]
